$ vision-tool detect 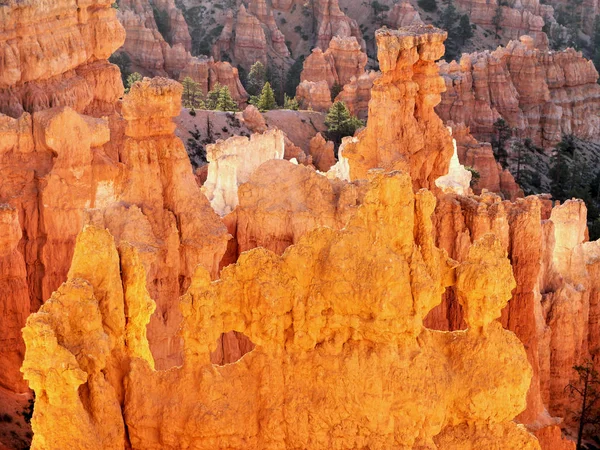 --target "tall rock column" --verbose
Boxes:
[342,25,454,190]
